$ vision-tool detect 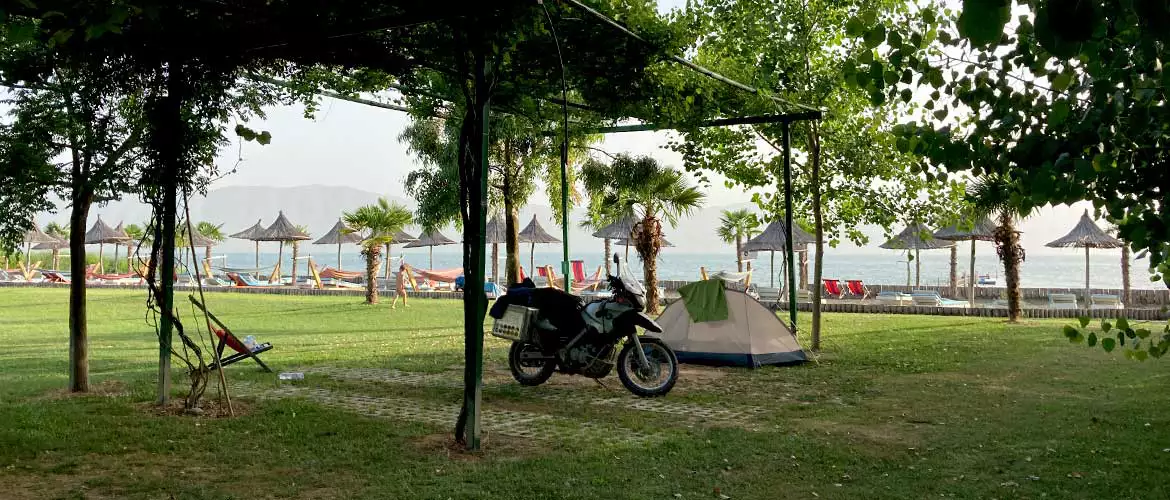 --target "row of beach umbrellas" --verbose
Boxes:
[878,209,1121,303]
